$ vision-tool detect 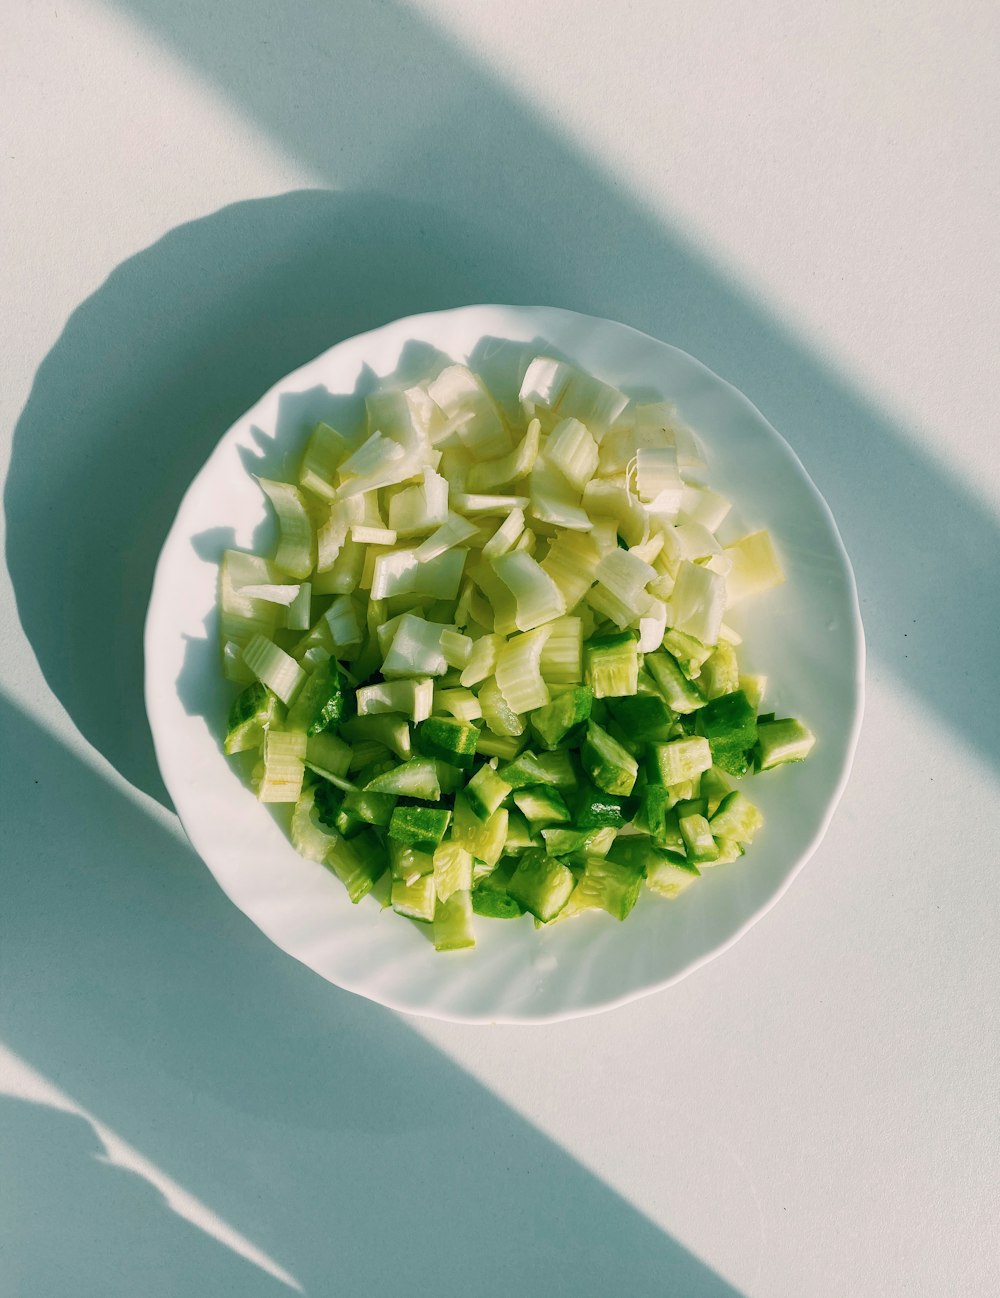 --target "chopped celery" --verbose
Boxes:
[381,615,449,678]
[495,627,551,714]
[257,478,315,579]
[434,686,482,723]
[545,417,599,491]
[459,633,505,687]
[724,530,785,605]
[356,678,433,723]
[242,634,306,706]
[492,551,566,632]
[539,615,583,683]
[299,421,353,499]
[257,729,306,803]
